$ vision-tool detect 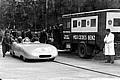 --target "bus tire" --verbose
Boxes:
[78,43,94,58]
[78,43,88,58]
